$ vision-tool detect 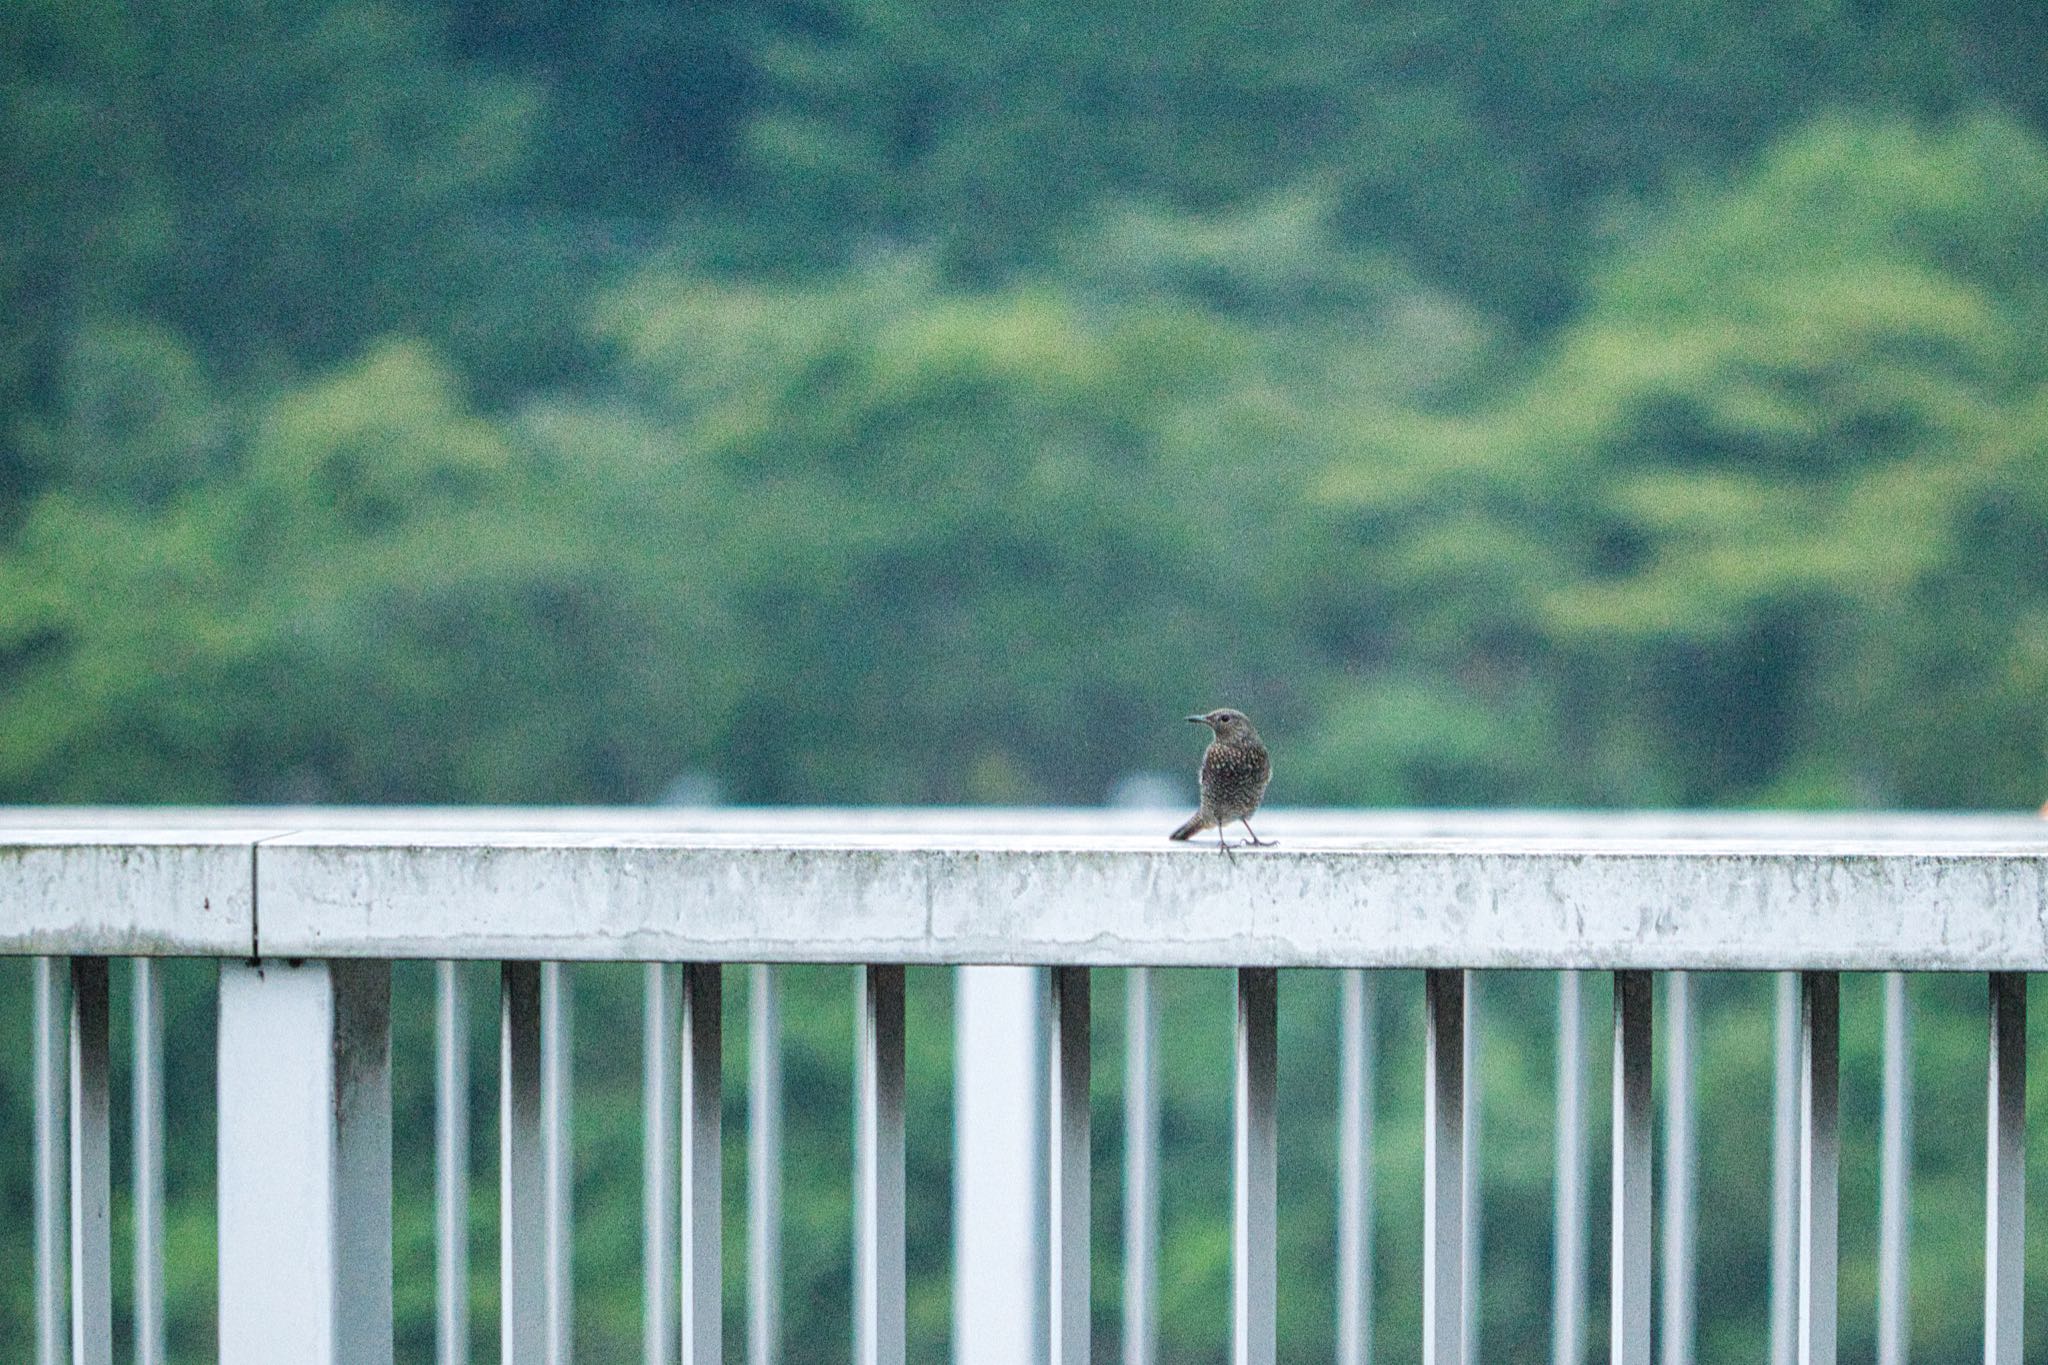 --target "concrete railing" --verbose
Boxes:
[7,807,2047,1365]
